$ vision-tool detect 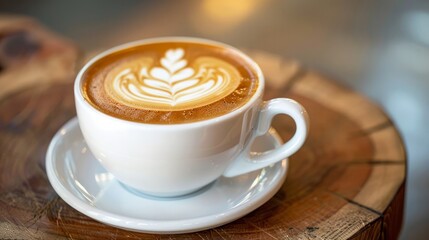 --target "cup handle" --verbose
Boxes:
[223,98,309,177]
